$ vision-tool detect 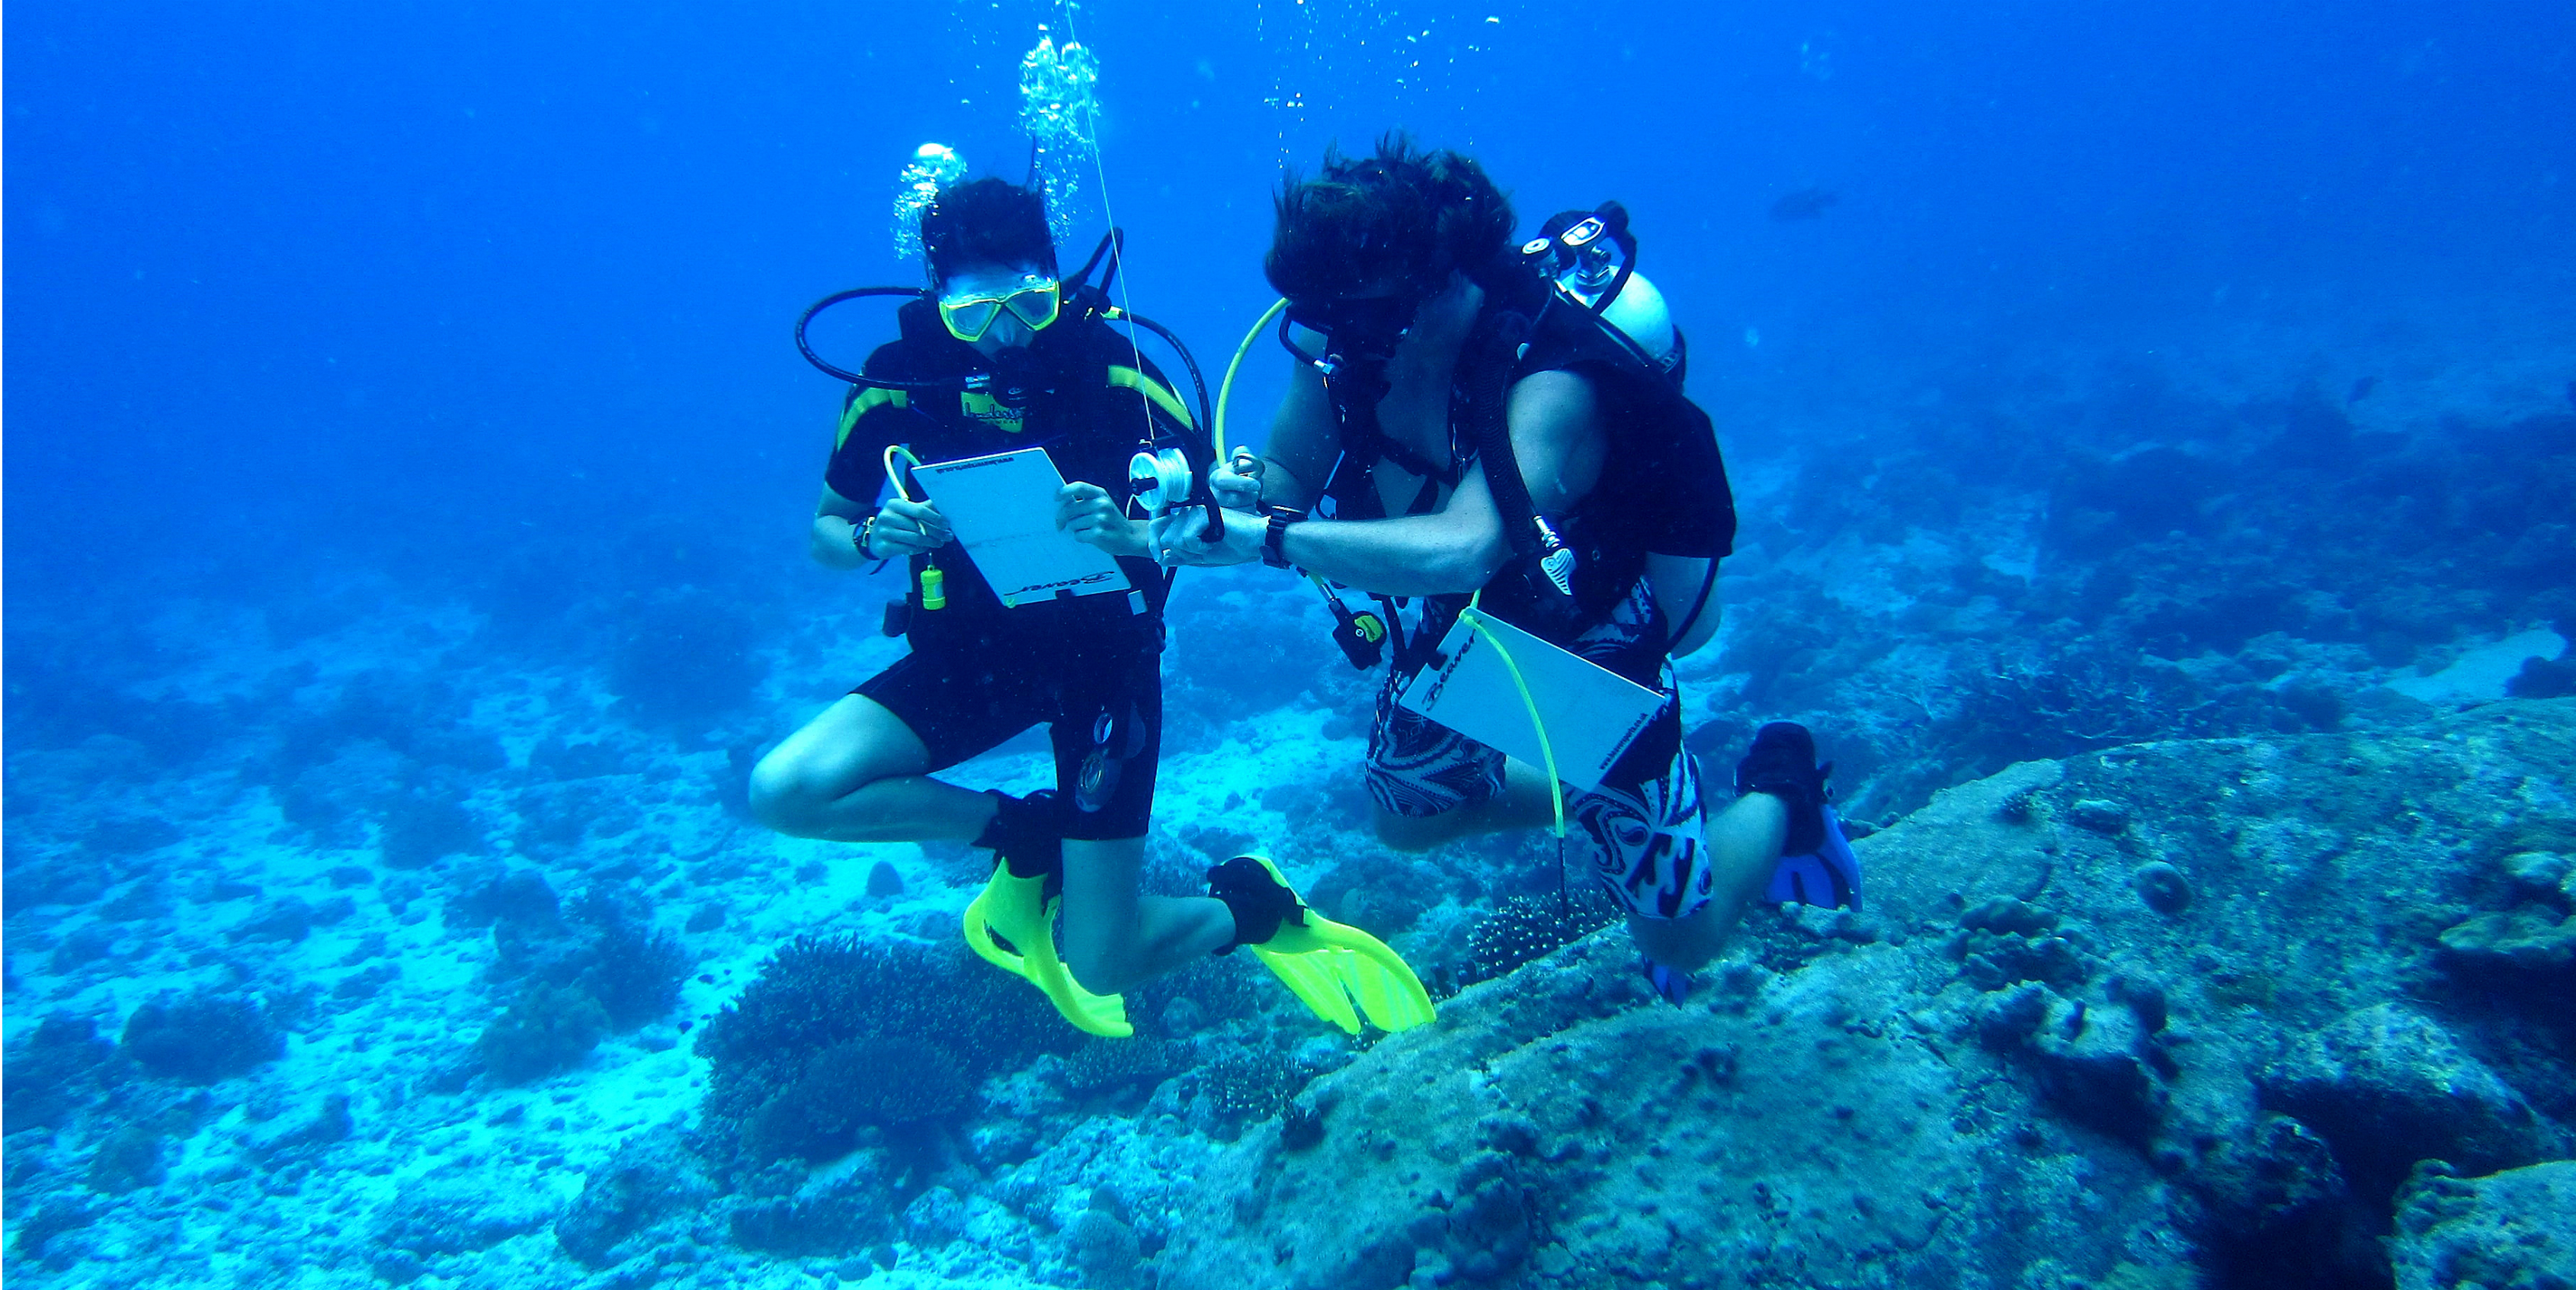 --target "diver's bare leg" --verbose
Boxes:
[1371,760,1559,852]
[748,695,997,842]
[1057,837,1236,995]
[1627,791,1786,974]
